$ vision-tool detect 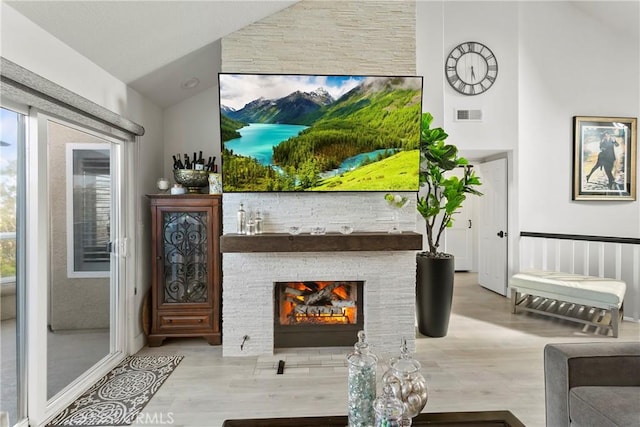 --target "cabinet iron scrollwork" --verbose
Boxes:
[162,211,208,303]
